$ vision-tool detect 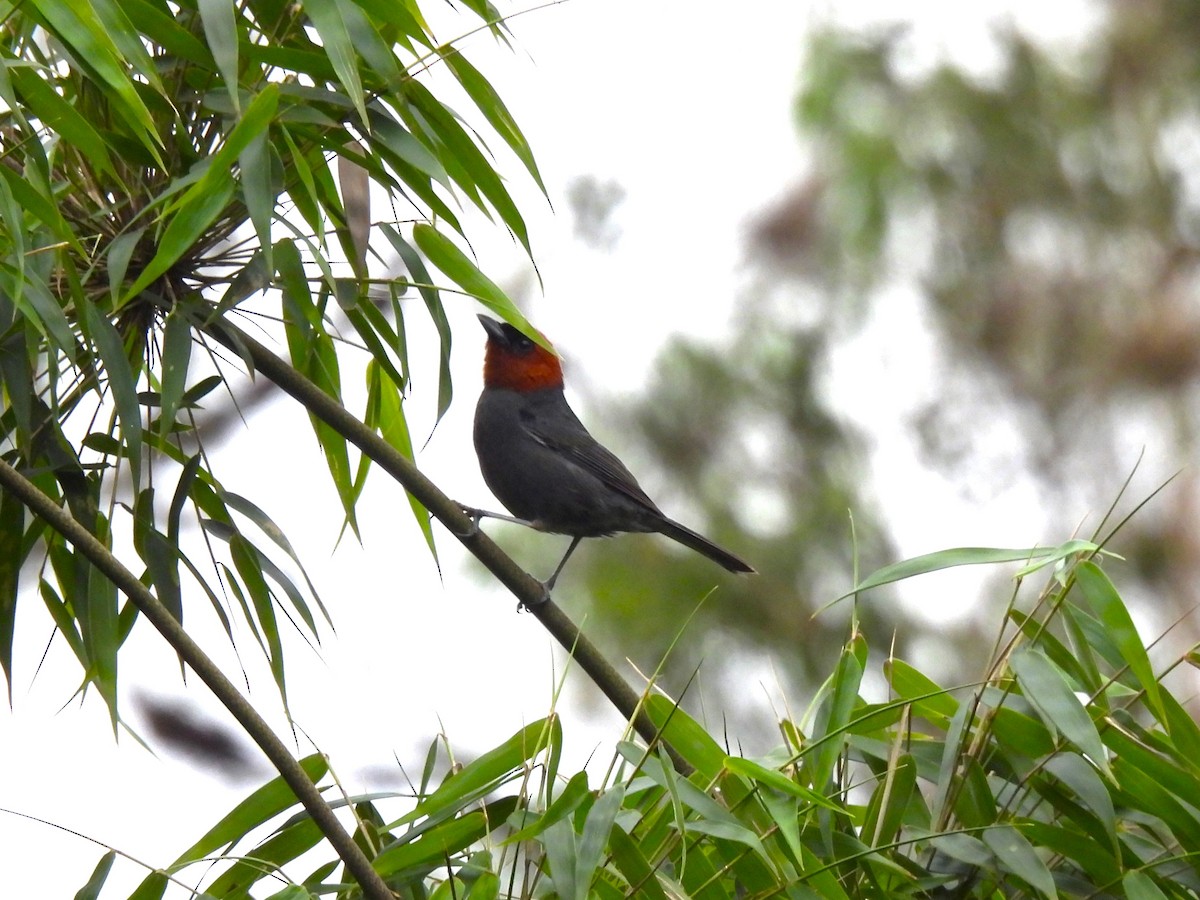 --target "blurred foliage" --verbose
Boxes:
[573,0,1200,715]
